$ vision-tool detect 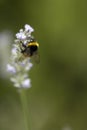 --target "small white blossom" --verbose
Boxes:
[25,62,33,71]
[16,32,26,40]
[20,29,23,32]
[25,24,34,33]
[23,40,27,45]
[7,64,16,74]
[11,47,17,56]
[14,83,20,88]
[7,24,35,89]
[21,79,31,88]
